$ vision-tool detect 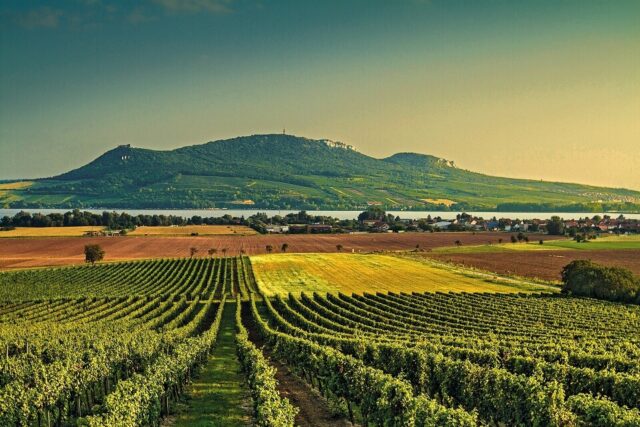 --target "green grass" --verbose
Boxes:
[250,253,556,296]
[170,302,252,427]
